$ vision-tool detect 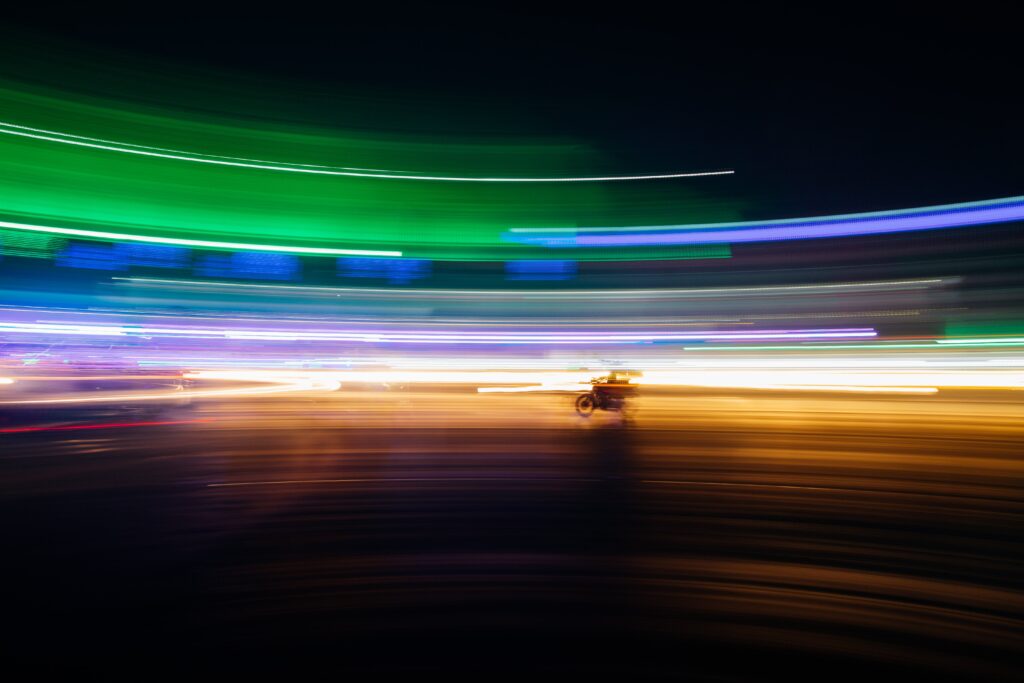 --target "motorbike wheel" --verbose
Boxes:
[575,393,596,416]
